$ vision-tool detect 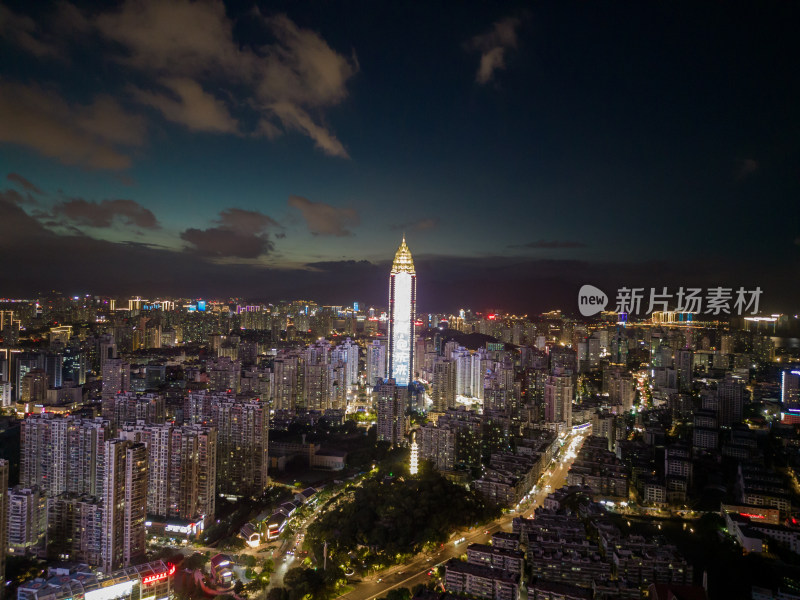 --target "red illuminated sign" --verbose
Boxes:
[740,513,766,519]
[142,564,176,585]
